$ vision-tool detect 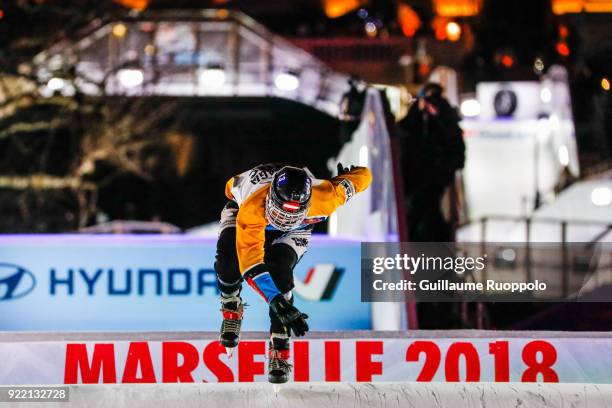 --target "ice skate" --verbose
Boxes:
[219,295,244,354]
[268,334,292,384]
